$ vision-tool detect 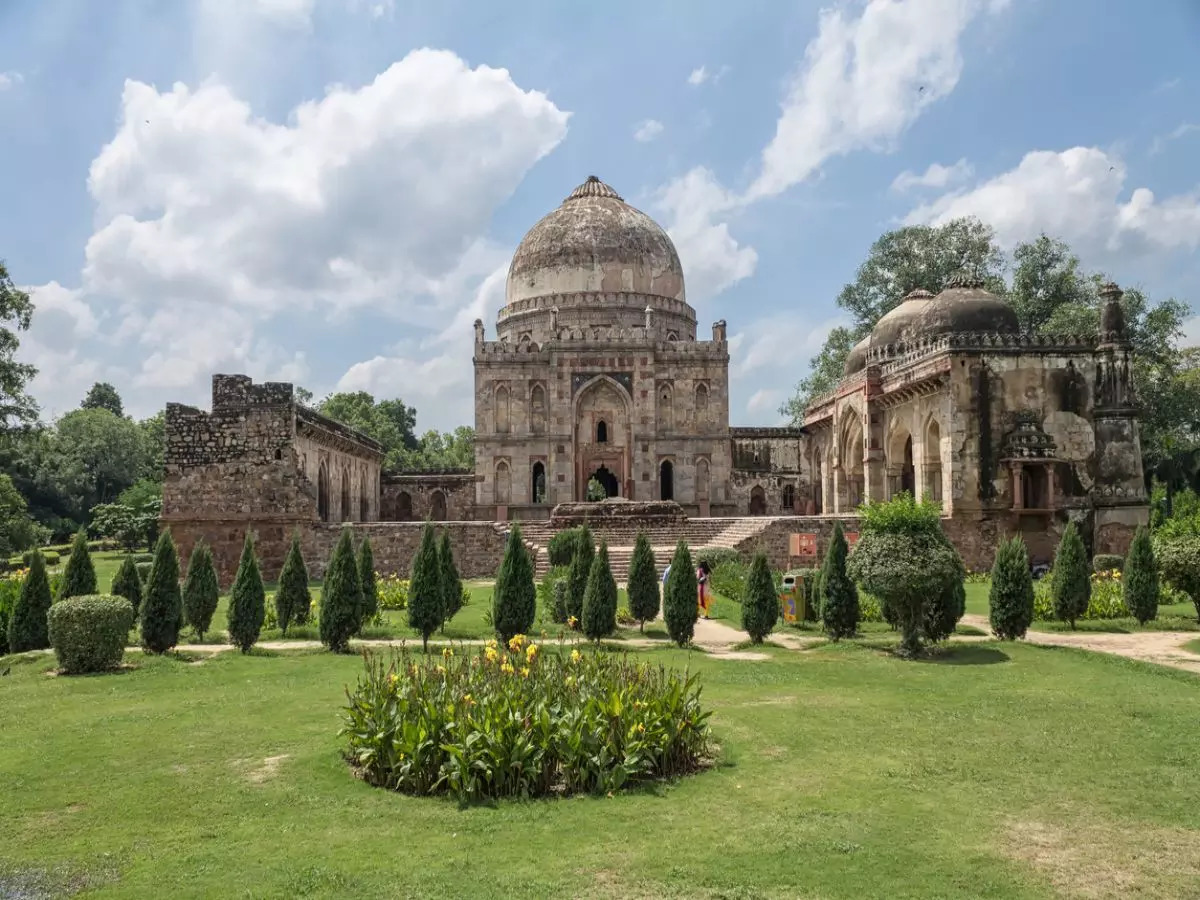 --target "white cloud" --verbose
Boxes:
[197,0,317,30]
[633,119,664,143]
[891,158,973,192]
[655,167,757,303]
[0,71,23,91]
[1182,316,1200,348]
[728,311,845,422]
[1154,77,1181,94]
[21,49,569,426]
[687,66,709,86]
[1150,122,1200,155]
[904,146,1200,257]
